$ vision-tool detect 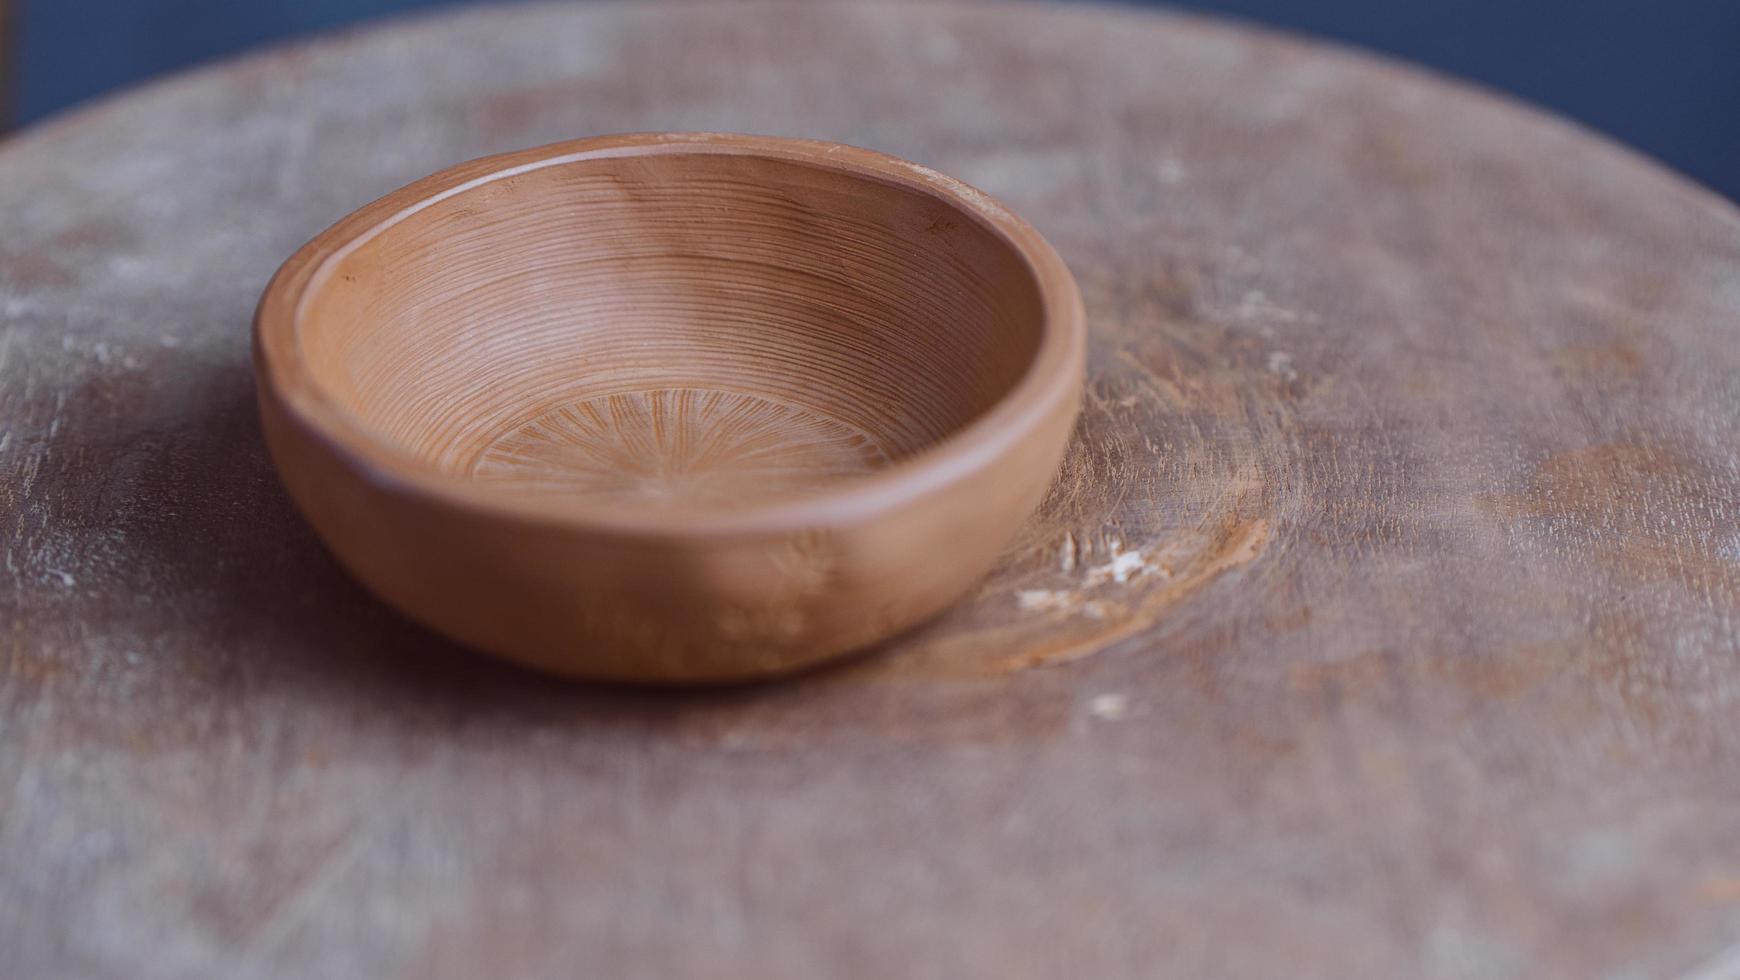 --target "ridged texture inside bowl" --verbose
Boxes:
[296,152,1045,506]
